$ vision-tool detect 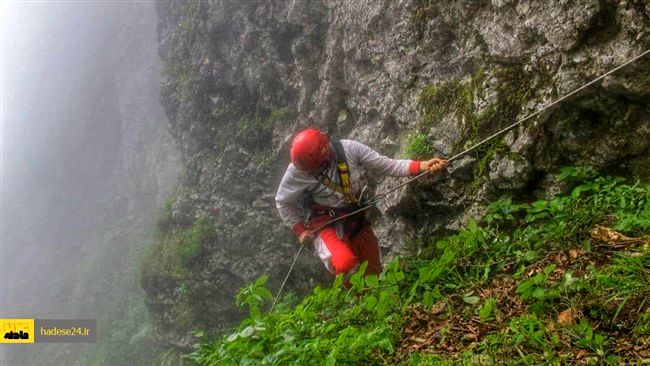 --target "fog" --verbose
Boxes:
[2,2,181,364]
